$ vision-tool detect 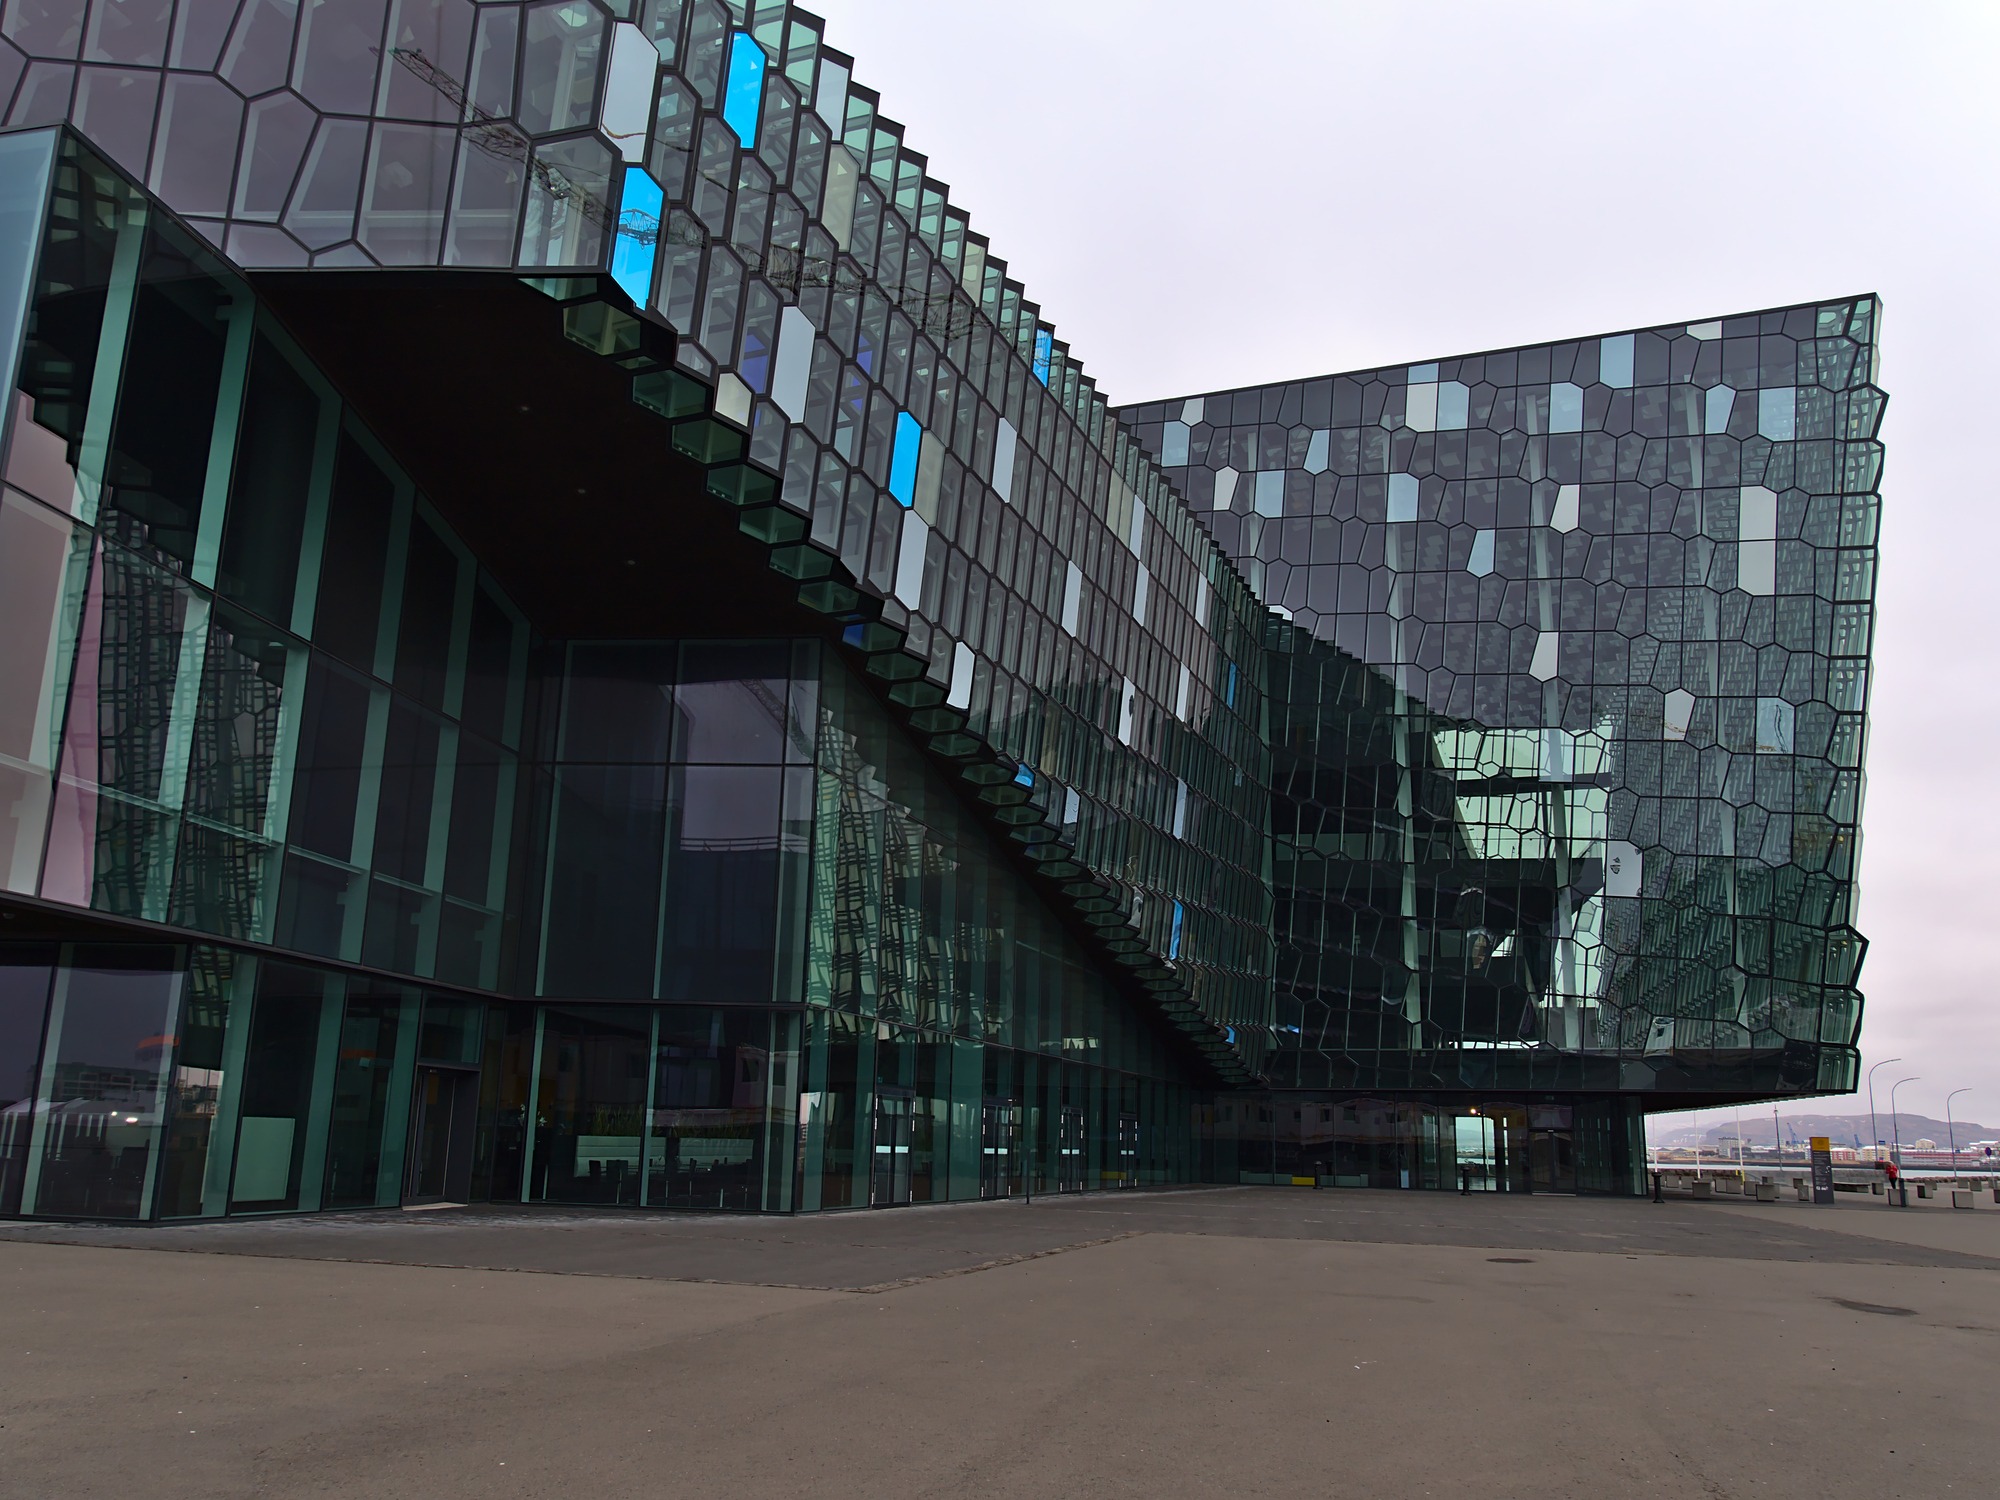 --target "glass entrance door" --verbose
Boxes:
[981,1100,1020,1199]
[1453,1112,1497,1191]
[870,1092,913,1207]
[405,1066,474,1204]
[1058,1106,1084,1193]
[1530,1129,1577,1192]
[1116,1113,1140,1188]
